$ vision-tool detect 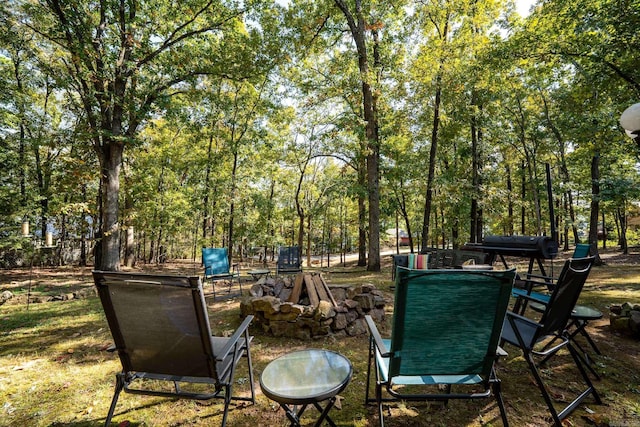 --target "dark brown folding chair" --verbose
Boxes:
[93,271,255,426]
